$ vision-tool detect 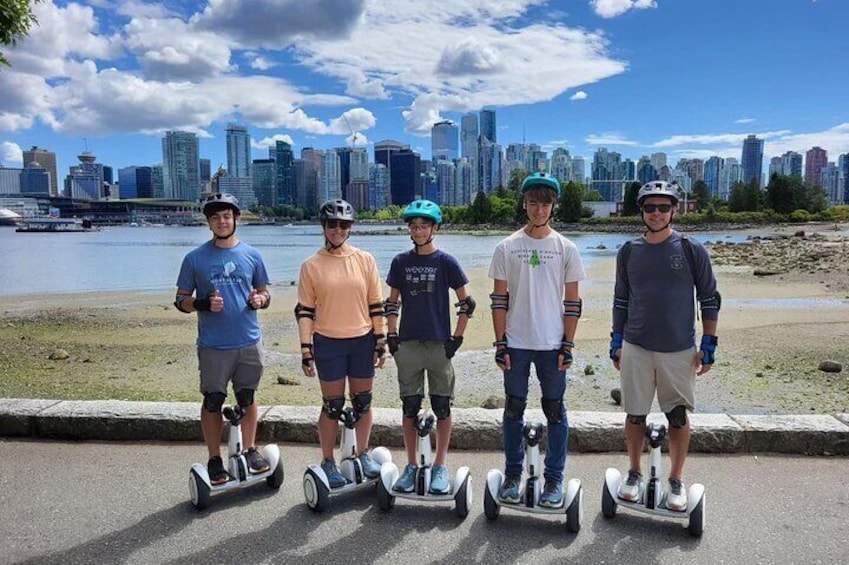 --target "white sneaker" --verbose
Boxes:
[666,478,687,511]
[618,470,643,502]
